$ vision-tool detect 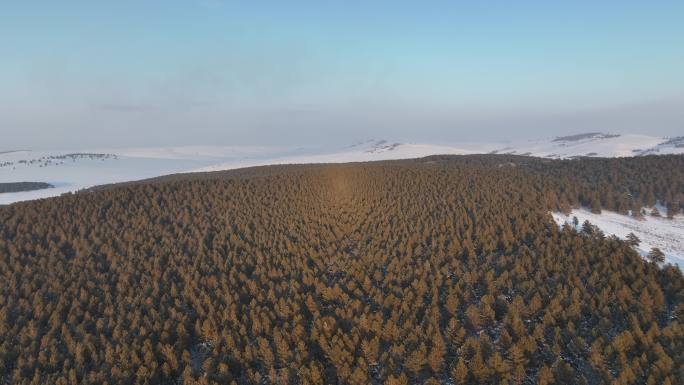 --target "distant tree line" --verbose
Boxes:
[0,182,53,194]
